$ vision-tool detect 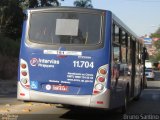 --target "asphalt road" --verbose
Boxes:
[0,81,160,120]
